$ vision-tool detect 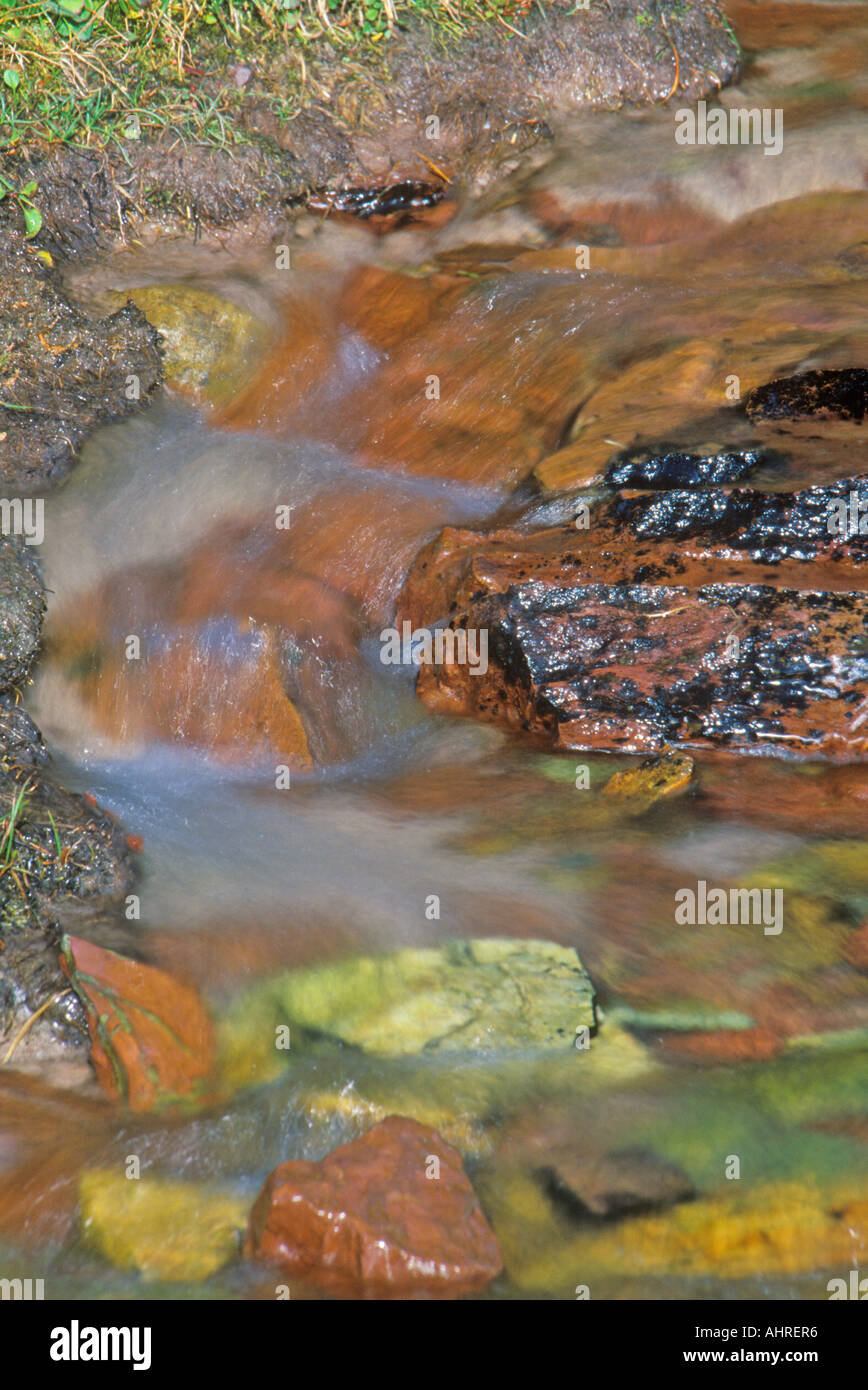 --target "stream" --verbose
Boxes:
[2,0,868,1300]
